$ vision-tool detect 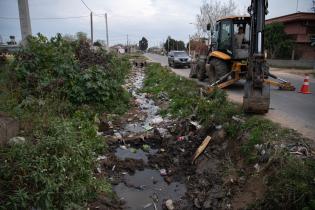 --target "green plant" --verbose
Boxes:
[265,23,293,59]
[0,117,107,209]
[143,63,239,124]
[251,157,315,210]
